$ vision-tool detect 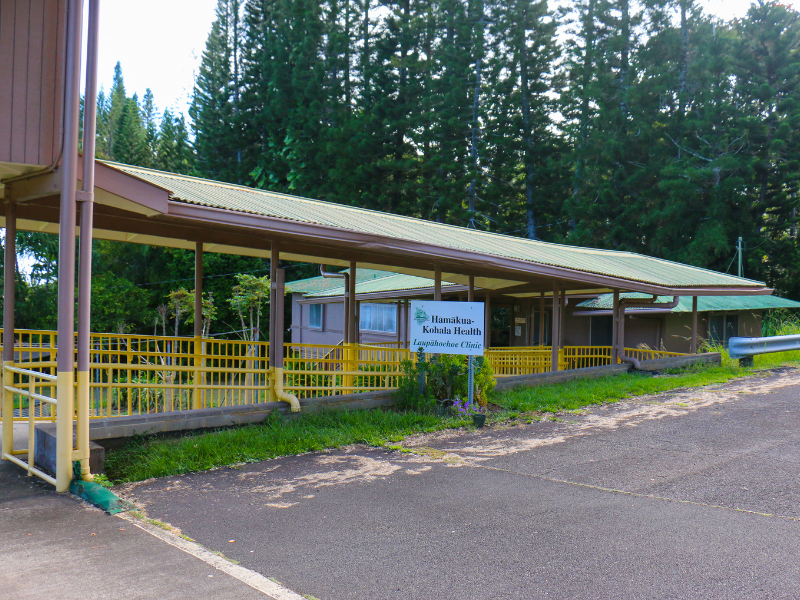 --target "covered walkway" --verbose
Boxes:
[0,0,770,491]
[0,154,767,491]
